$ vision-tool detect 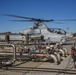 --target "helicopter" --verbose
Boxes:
[3,14,75,43]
